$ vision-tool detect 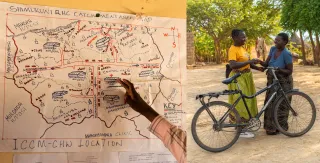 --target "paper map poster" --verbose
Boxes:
[0,2,186,152]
